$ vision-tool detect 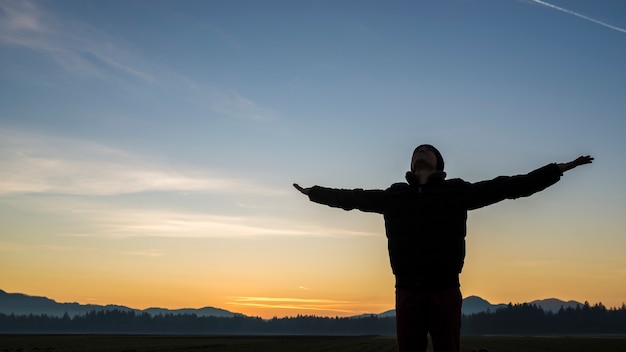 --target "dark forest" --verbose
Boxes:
[2,301,625,335]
